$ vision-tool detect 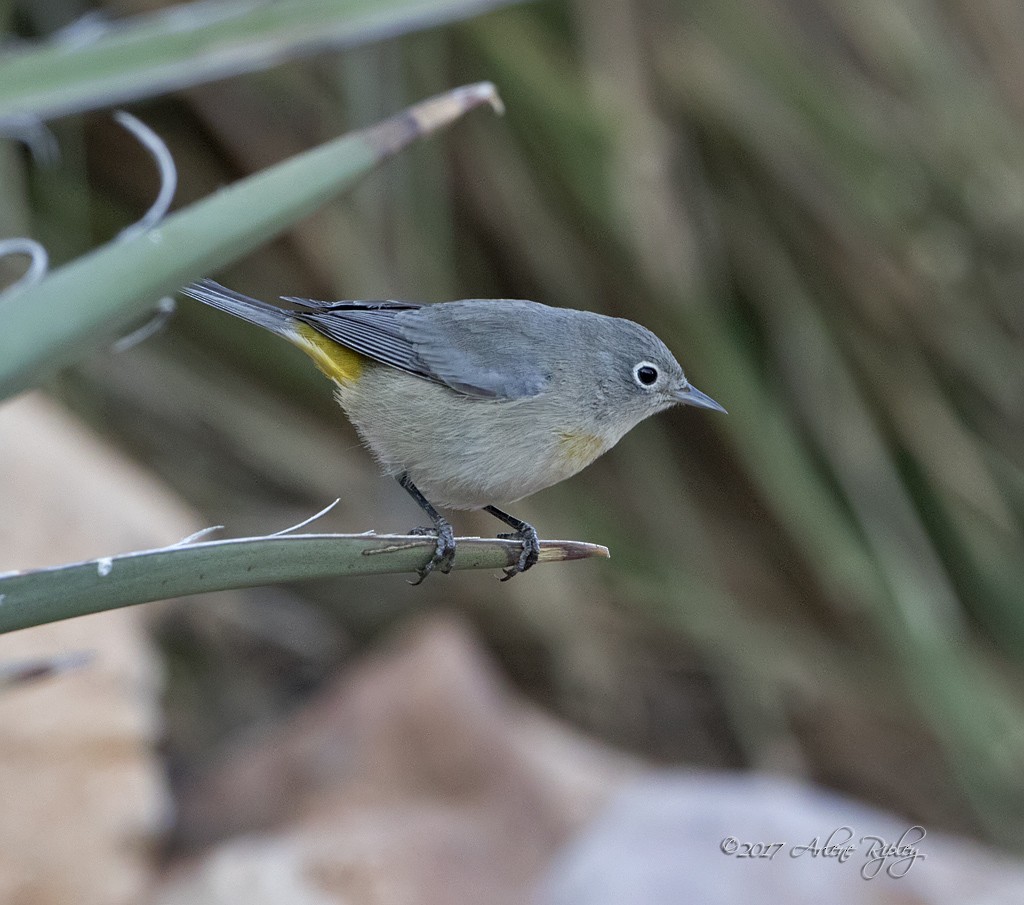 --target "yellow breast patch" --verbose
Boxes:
[293,323,365,385]
[558,431,609,468]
